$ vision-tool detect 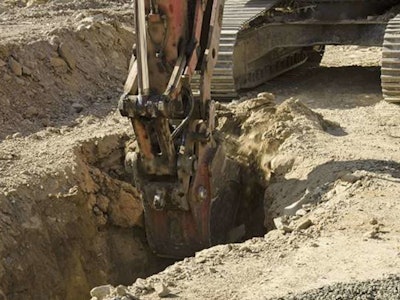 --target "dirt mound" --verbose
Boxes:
[217,95,339,230]
[0,4,134,139]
